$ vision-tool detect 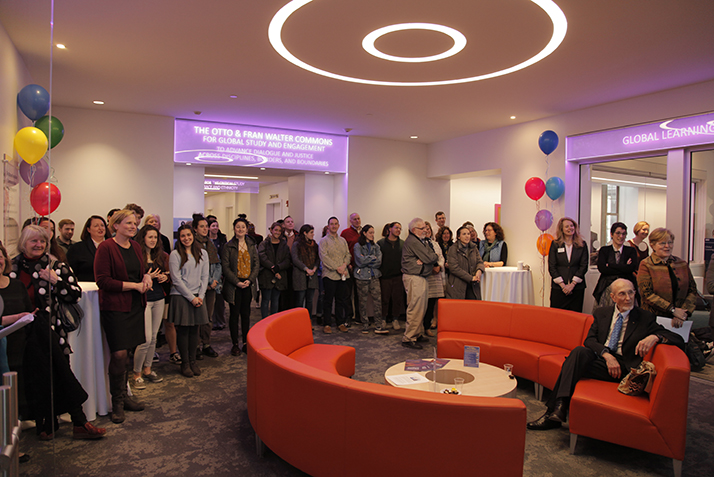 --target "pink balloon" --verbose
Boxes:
[525,177,545,201]
[535,209,554,231]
